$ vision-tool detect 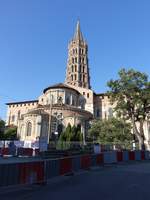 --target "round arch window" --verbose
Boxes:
[26,122,32,136]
